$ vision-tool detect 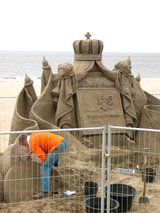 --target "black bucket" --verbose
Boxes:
[142,168,156,183]
[105,183,136,213]
[84,181,99,198]
[85,197,119,213]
